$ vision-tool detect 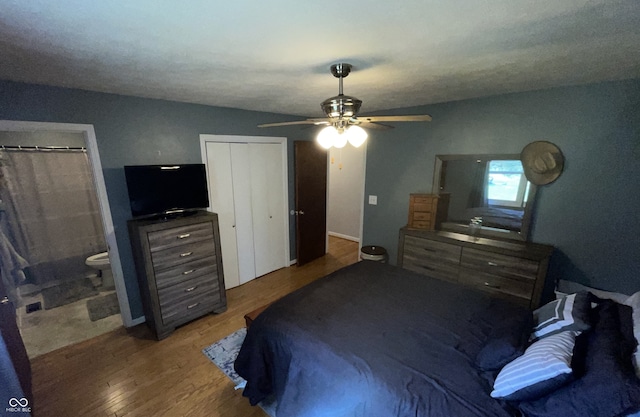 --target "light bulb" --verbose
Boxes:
[346,125,368,147]
[317,126,337,149]
[333,130,347,148]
